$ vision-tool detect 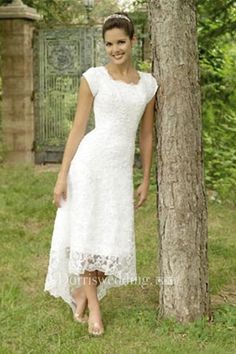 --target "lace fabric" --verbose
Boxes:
[102,65,142,86]
[44,66,158,314]
[45,247,137,313]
